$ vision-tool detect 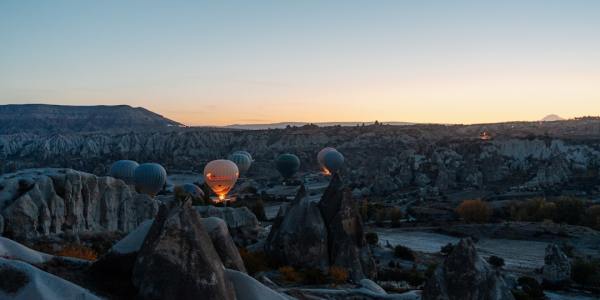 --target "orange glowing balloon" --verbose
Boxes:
[203,159,239,200]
